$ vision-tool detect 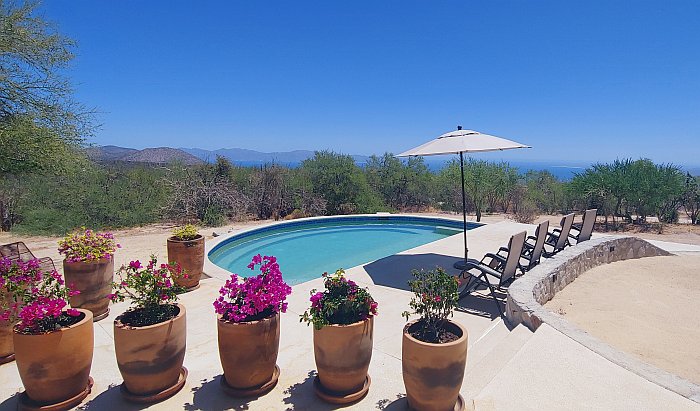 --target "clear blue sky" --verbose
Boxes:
[42,1,699,166]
